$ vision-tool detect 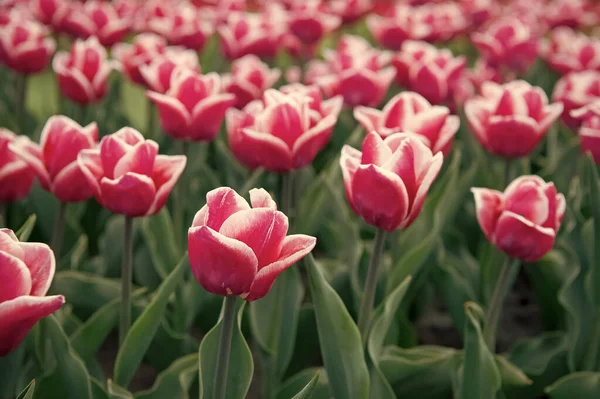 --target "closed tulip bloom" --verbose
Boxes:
[53,37,116,105]
[188,187,316,301]
[147,2,213,51]
[77,127,187,217]
[340,131,443,231]
[367,5,429,51]
[354,92,459,155]
[279,83,344,124]
[223,55,281,109]
[288,0,340,46]
[31,0,69,31]
[0,129,36,203]
[113,33,167,86]
[472,176,565,262]
[541,28,600,75]
[227,88,340,172]
[0,229,65,357]
[147,68,235,142]
[571,101,600,164]
[465,81,563,158]
[552,71,600,128]
[0,20,55,74]
[139,47,200,94]
[61,0,131,47]
[9,116,98,203]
